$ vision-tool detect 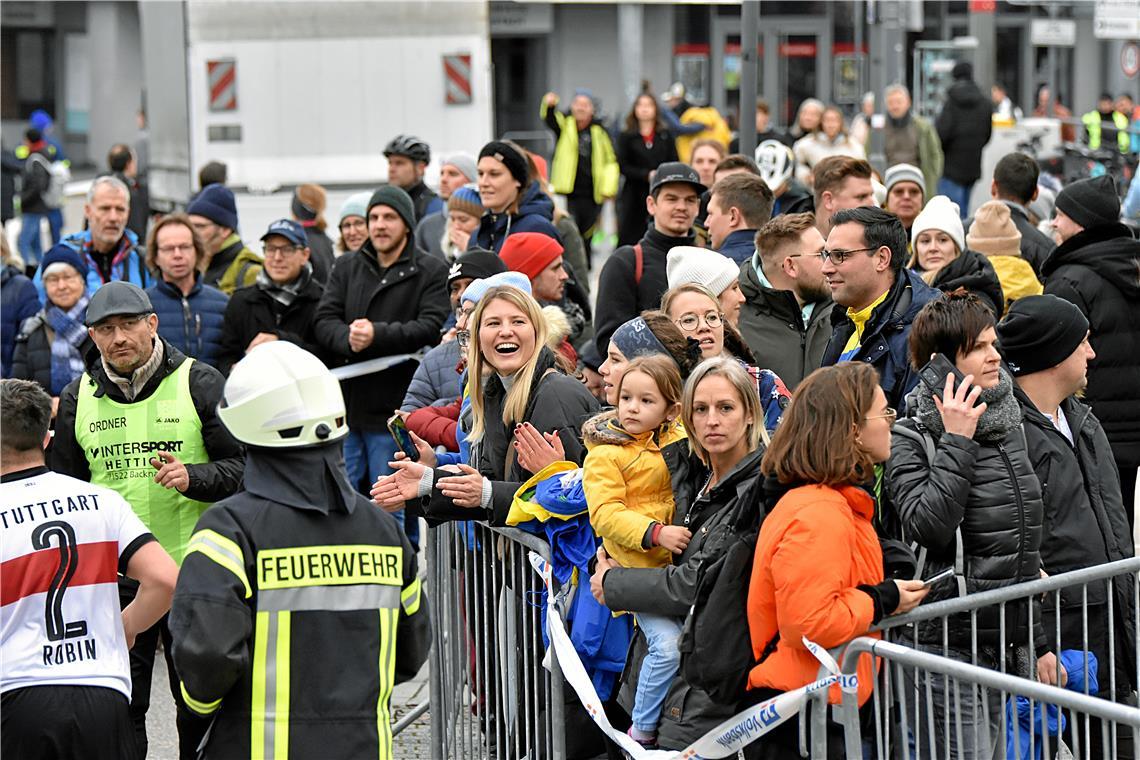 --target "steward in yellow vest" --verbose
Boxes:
[1082,95,1131,153]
